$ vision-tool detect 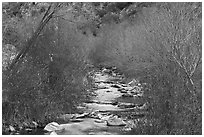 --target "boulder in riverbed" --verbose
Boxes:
[107,116,126,126]
[44,122,65,132]
[70,119,84,122]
